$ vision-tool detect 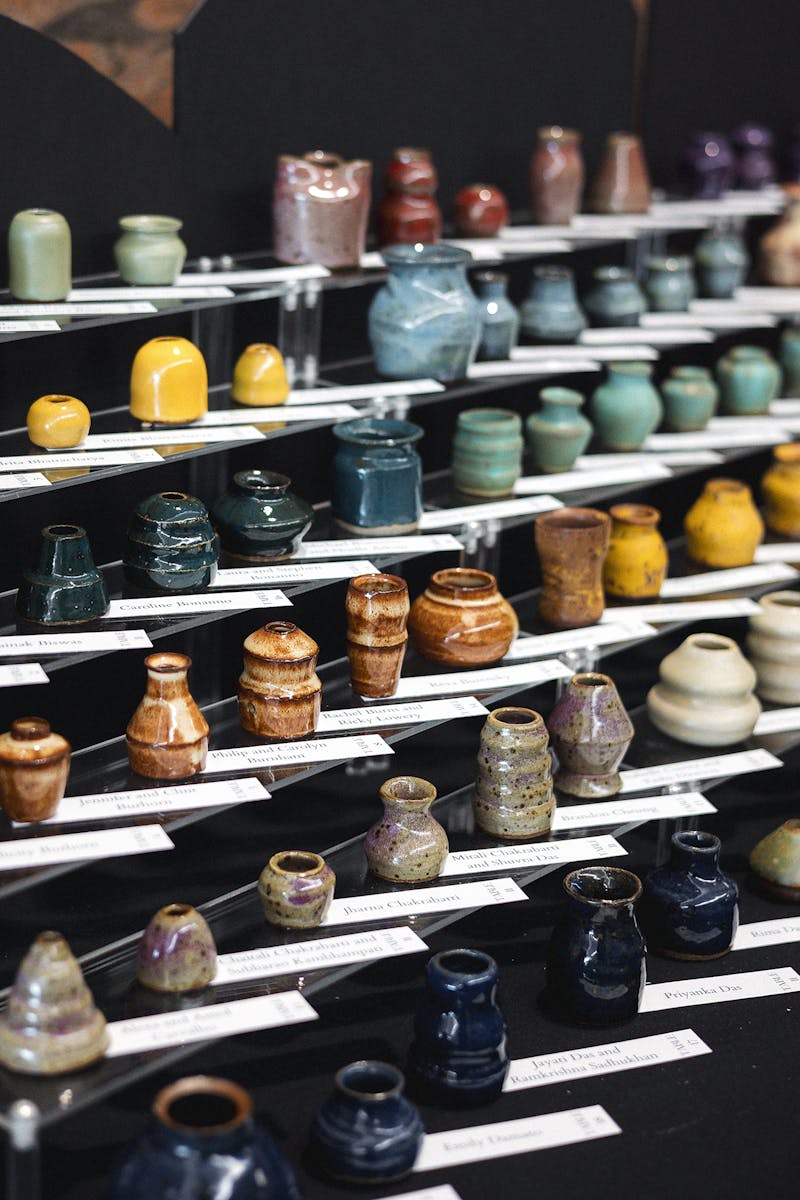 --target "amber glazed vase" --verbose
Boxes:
[346,573,409,698]
[126,652,209,779]
[408,568,518,666]
[535,507,611,628]
[238,621,321,739]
